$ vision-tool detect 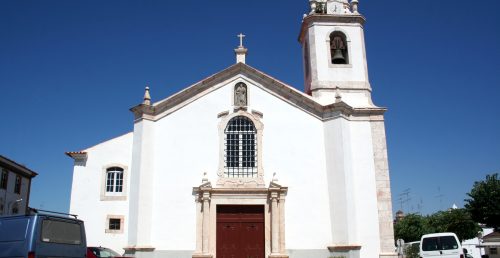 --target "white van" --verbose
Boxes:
[420,232,464,258]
